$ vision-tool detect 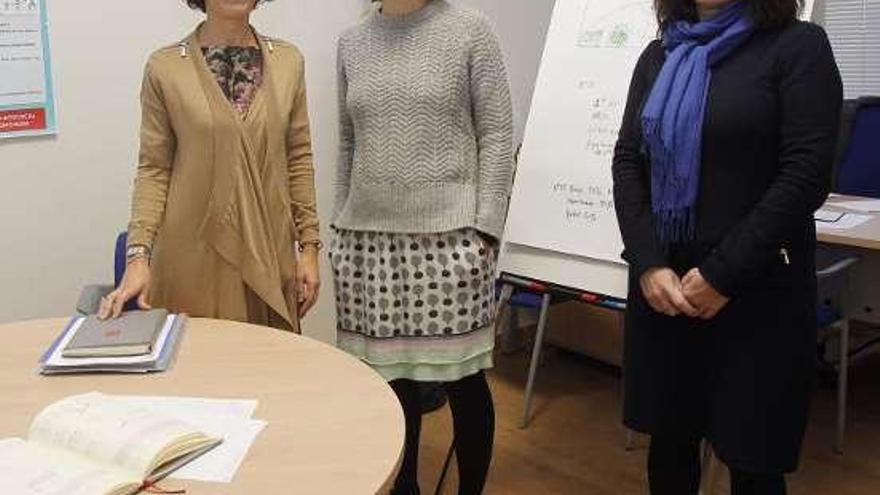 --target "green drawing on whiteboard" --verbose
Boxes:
[609,25,629,47]
[576,1,655,49]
